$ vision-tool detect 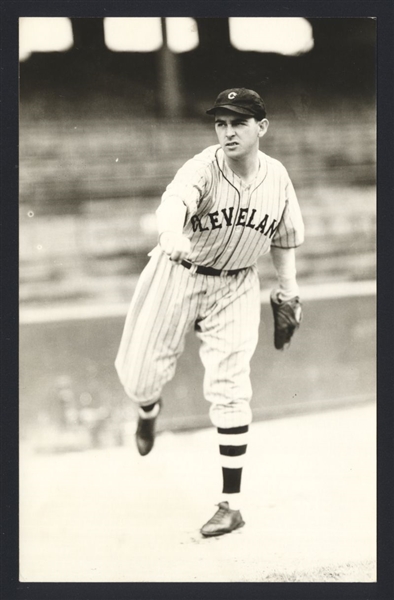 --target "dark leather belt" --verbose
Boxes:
[181,260,246,277]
